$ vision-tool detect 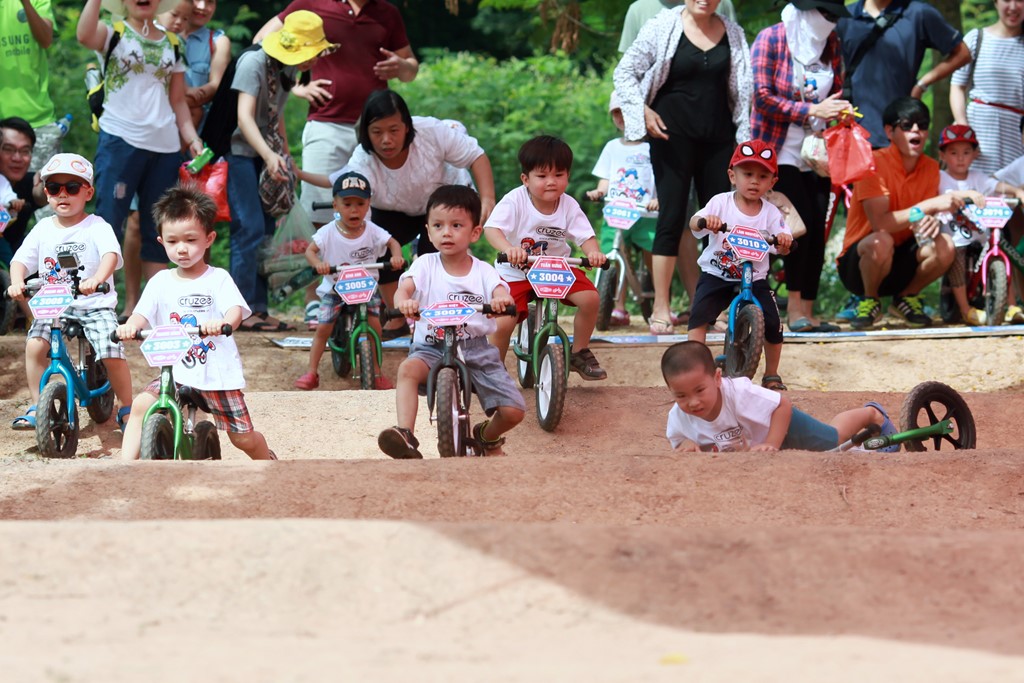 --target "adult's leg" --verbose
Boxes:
[650,134,697,329]
[226,154,273,316]
[136,150,180,281]
[300,120,359,226]
[774,166,829,324]
[93,132,147,309]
